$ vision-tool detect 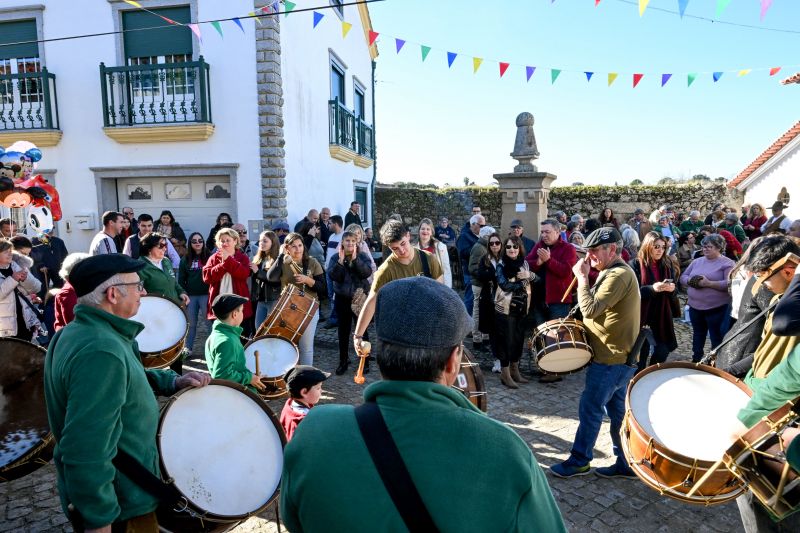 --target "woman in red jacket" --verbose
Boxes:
[202,227,253,336]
